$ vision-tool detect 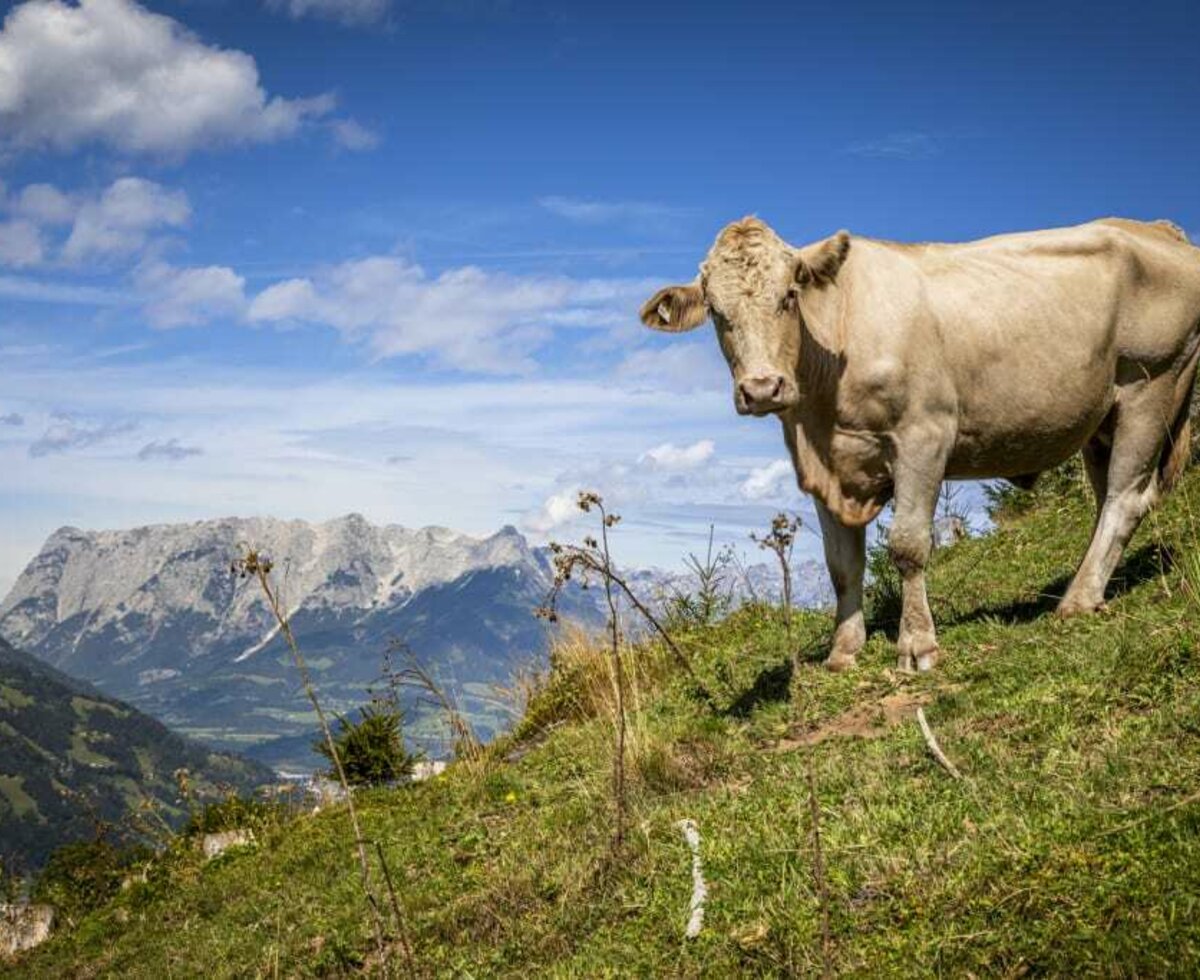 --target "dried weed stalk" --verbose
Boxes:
[232,549,414,976]
[753,512,831,975]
